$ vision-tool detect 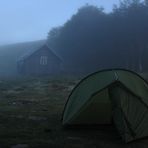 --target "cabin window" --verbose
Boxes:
[40,56,48,65]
